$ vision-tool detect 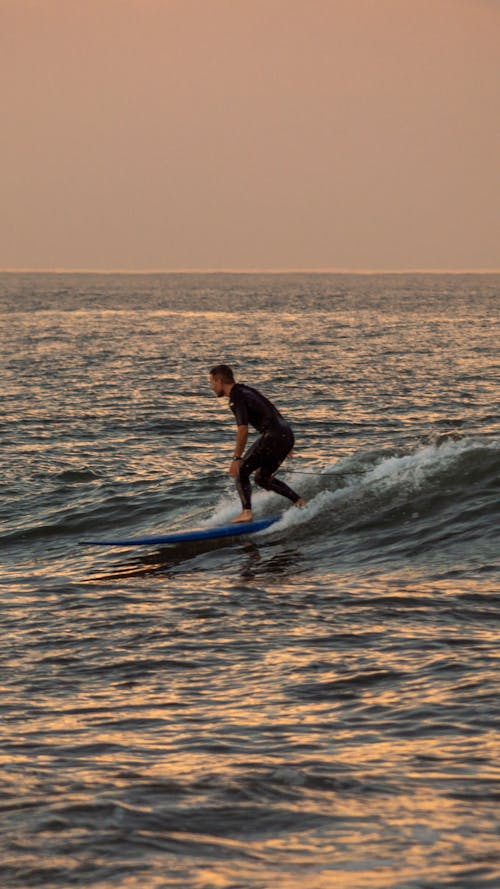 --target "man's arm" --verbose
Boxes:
[229,424,248,477]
